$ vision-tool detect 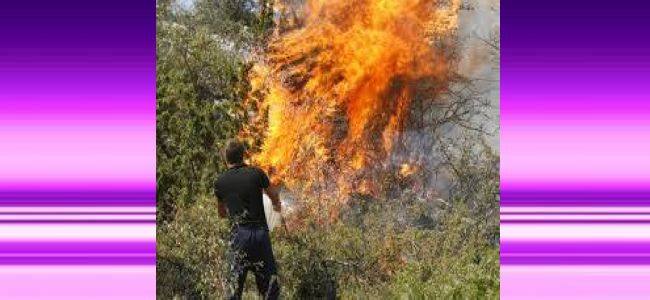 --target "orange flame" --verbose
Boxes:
[399,163,418,177]
[244,0,460,206]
